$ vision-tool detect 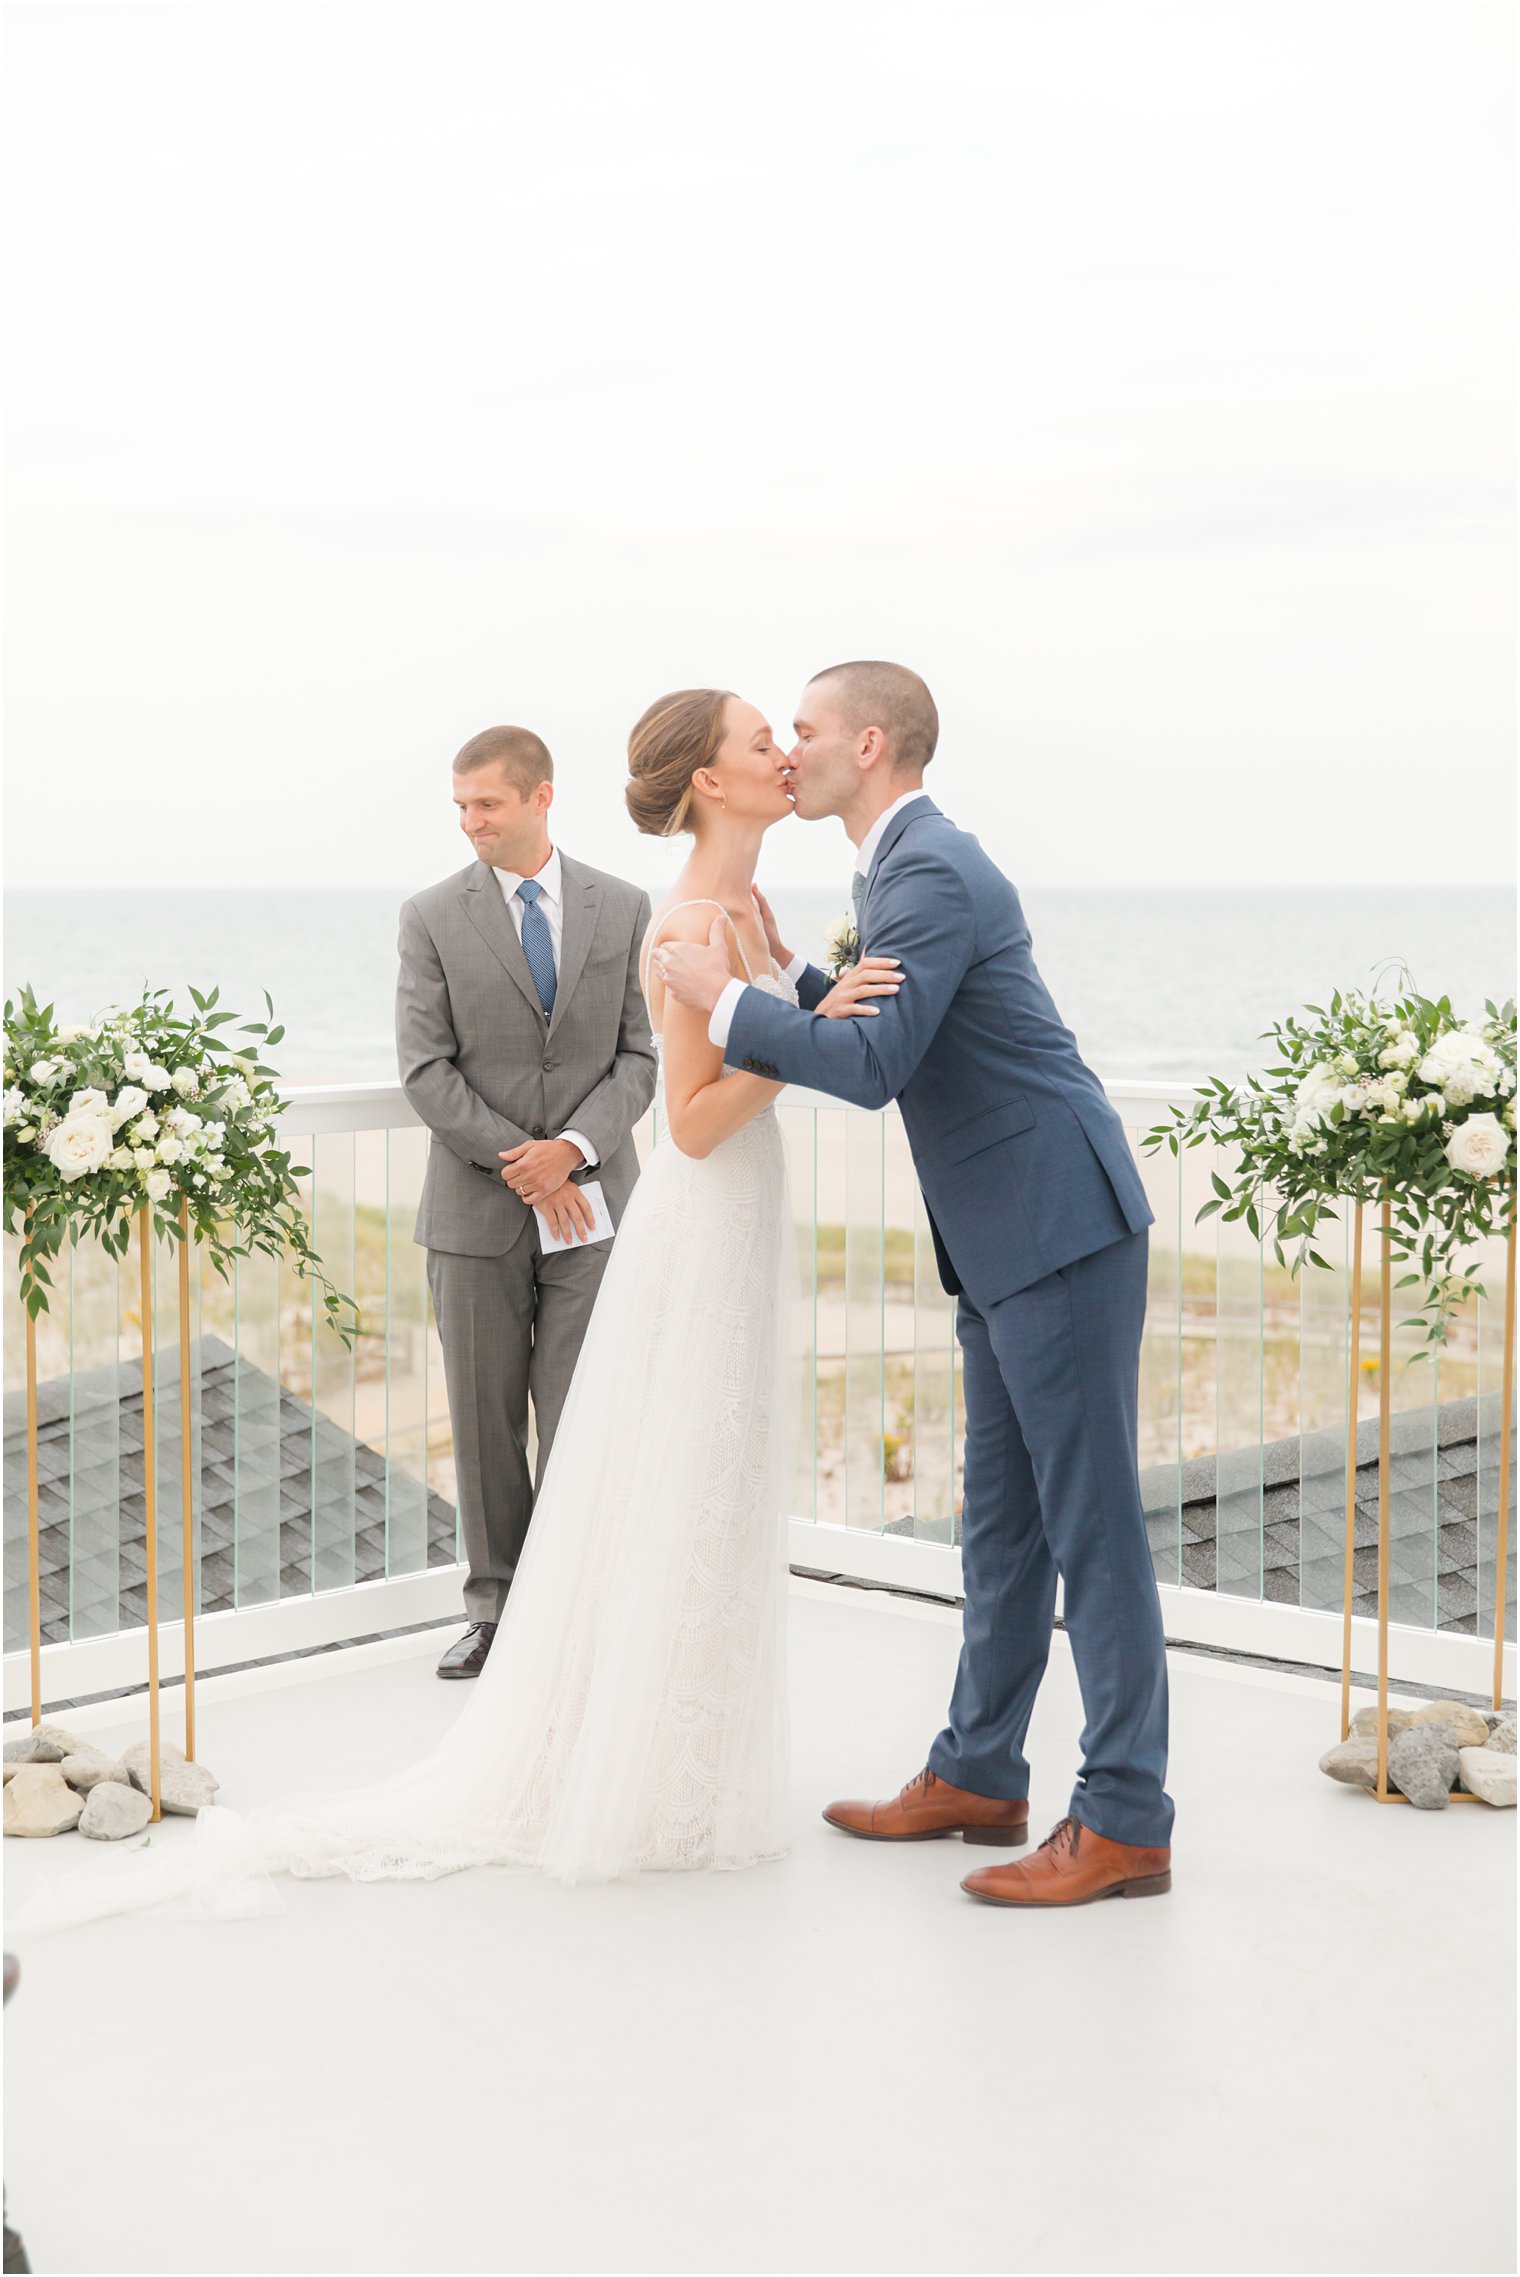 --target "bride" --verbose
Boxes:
[17,690,900,1923]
